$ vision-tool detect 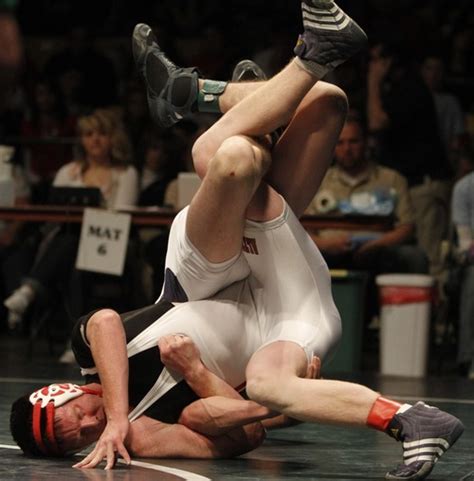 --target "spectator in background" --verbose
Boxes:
[44,26,118,115]
[306,112,428,328]
[139,119,206,298]
[21,78,76,202]
[0,161,32,330]
[451,151,474,379]
[305,112,428,276]
[121,83,153,170]
[3,108,138,329]
[0,0,22,112]
[138,128,182,207]
[420,52,466,175]
[367,42,453,276]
